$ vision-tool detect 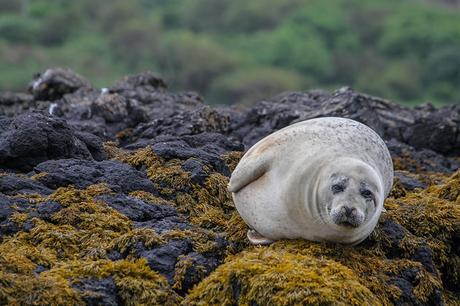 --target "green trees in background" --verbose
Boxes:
[0,0,459,105]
